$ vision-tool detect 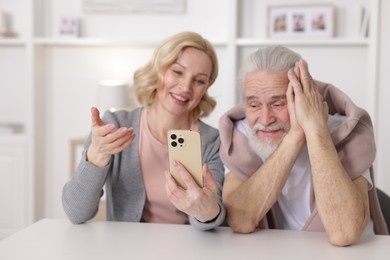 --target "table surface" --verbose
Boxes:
[0,218,389,260]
